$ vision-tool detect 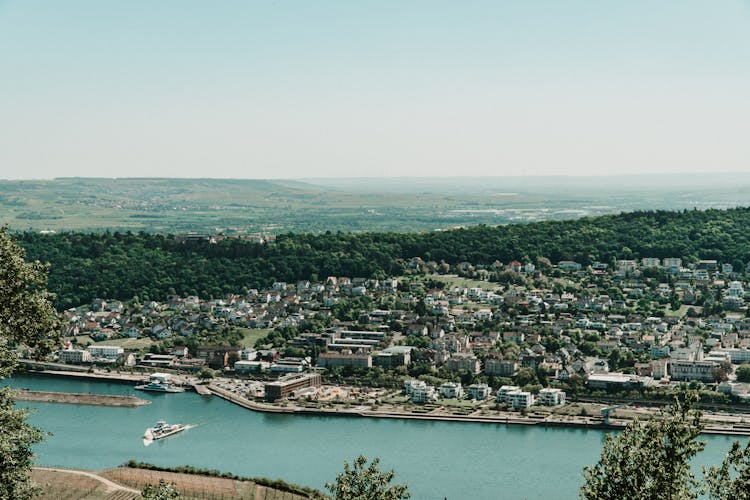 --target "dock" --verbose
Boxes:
[192,384,212,395]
